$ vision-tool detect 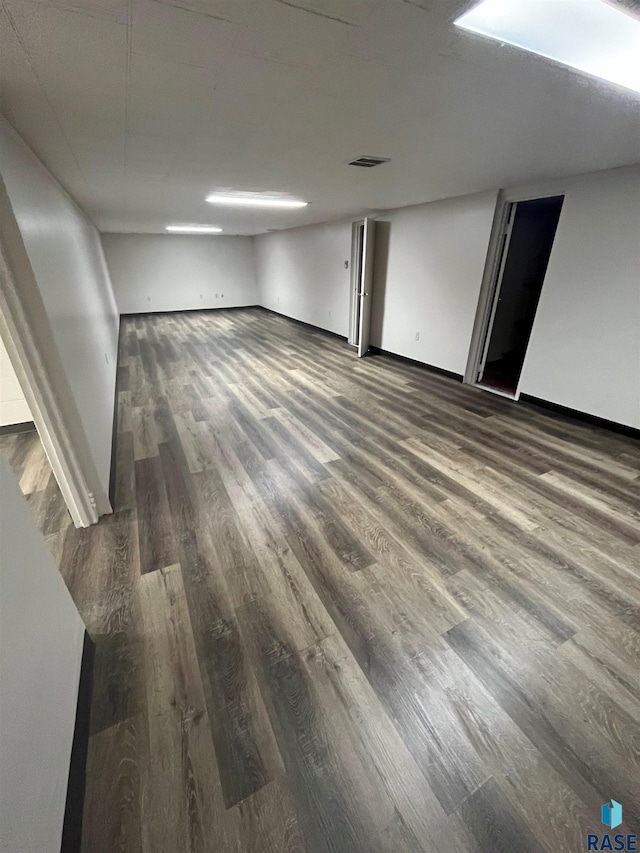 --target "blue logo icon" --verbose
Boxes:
[588,800,635,850]
[602,800,623,830]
